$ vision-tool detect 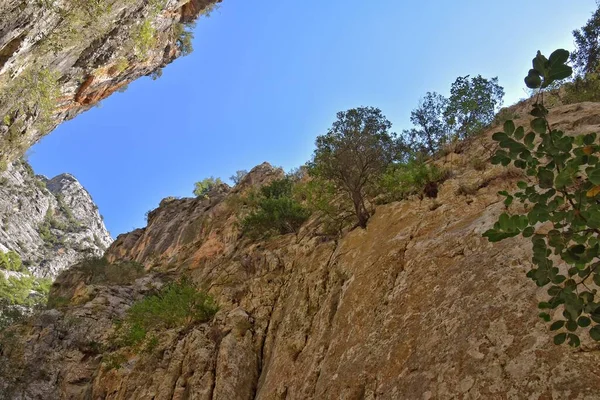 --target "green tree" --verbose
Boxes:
[230,170,248,185]
[484,49,600,347]
[402,92,449,155]
[309,107,399,228]
[445,75,505,140]
[193,177,223,198]
[571,5,600,76]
